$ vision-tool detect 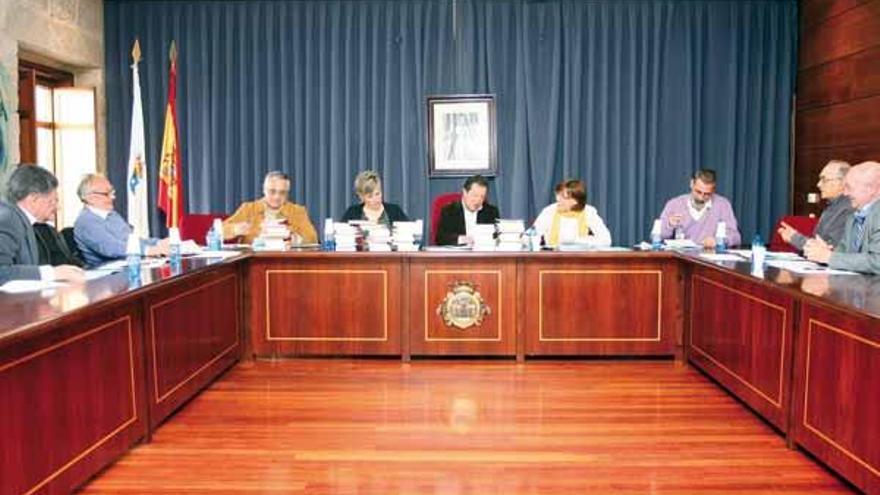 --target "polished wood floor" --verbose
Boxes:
[82,359,854,494]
